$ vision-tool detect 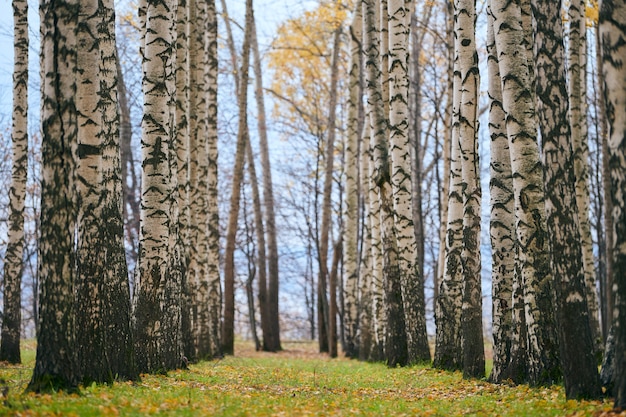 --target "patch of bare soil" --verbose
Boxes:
[235,340,343,361]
